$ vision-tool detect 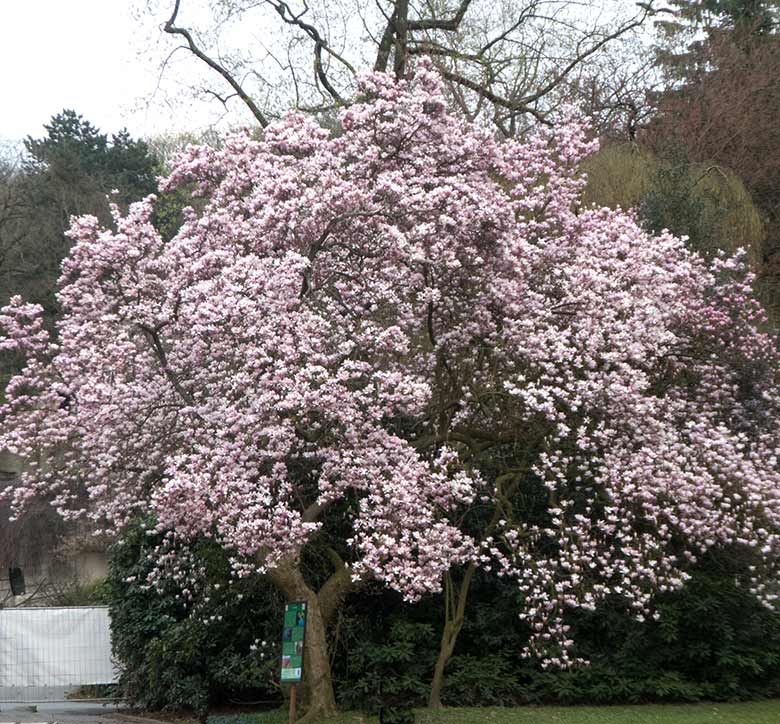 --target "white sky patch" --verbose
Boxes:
[0,0,219,144]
